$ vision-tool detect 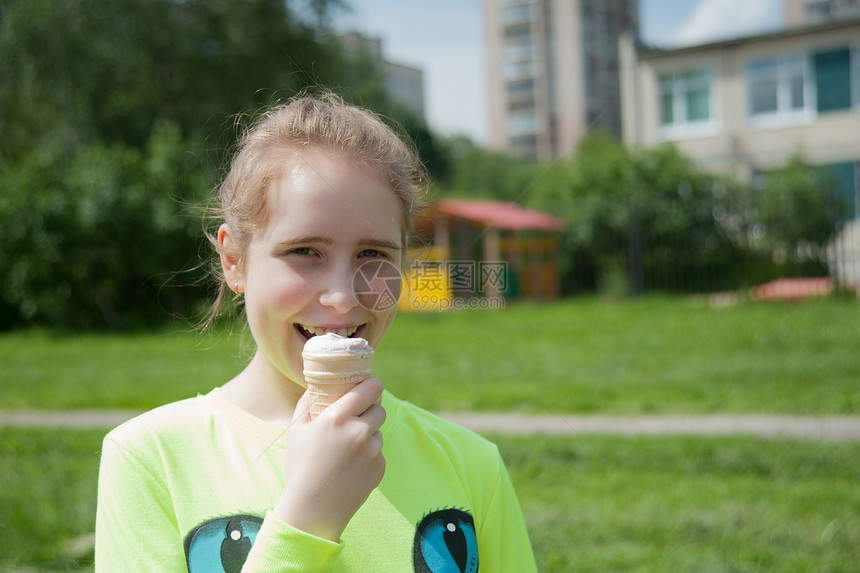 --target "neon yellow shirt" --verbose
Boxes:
[95,389,537,572]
